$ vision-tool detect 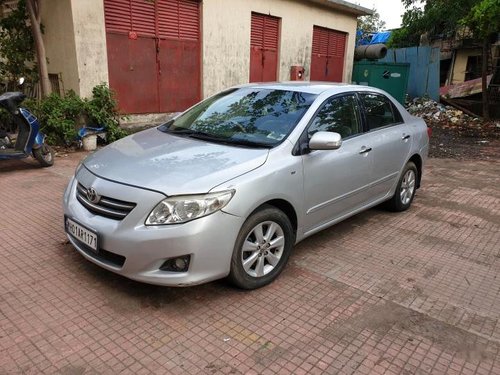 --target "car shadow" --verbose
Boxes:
[60,241,238,312]
[58,205,394,310]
